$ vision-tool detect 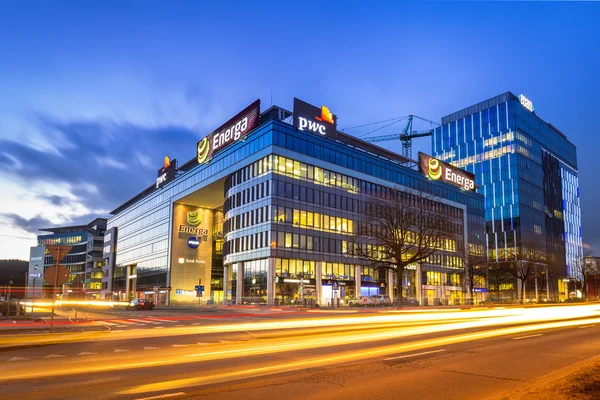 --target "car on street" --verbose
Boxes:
[370,294,392,307]
[347,297,366,307]
[127,299,155,310]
